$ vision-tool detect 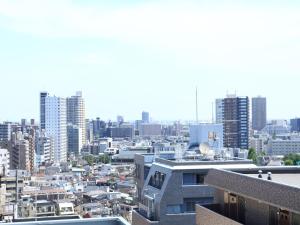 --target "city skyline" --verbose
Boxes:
[1,0,300,121]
